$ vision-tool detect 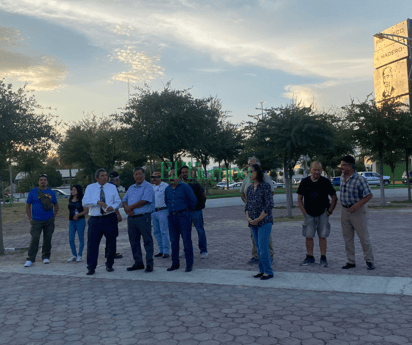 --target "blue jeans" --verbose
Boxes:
[69,218,86,257]
[191,210,207,254]
[252,223,274,275]
[152,209,170,254]
[168,211,193,267]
